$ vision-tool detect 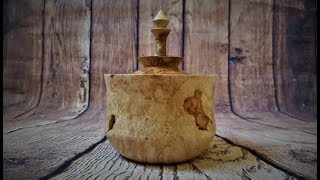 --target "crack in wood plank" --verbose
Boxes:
[49,136,296,179]
[3,119,70,134]
[39,137,107,180]
[4,101,93,134]
[215,134,306,180]
[216,112,316,179]
[230,111,316,135]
